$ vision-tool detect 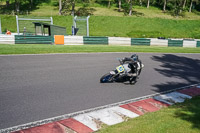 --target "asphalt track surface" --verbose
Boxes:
[0,53,200,130]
